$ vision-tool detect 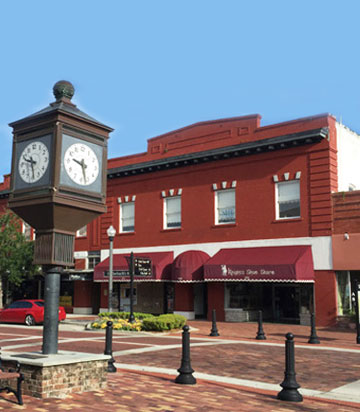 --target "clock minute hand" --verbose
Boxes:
[23,155,36,178]
[80,159,87,183]
[30,157,35,179]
